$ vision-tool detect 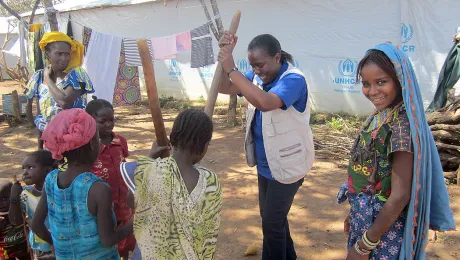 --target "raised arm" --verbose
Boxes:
[31,189,53,245]
[89,182,133,247]
[44,66,83,109]
[217,36,285,112]
[8,182,24,226]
